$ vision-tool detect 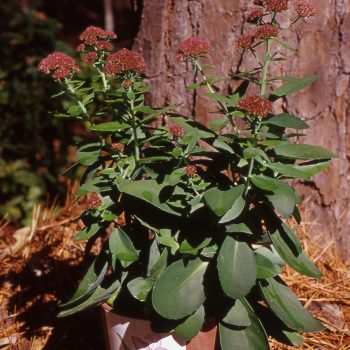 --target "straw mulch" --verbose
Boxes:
[0,186,349,350]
